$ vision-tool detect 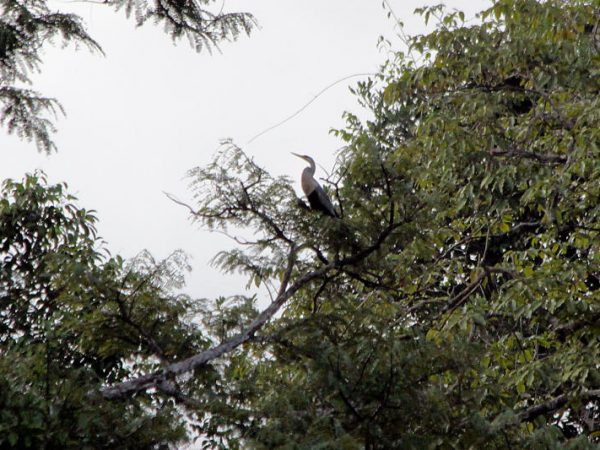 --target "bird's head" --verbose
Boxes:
[291,152,313,164]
